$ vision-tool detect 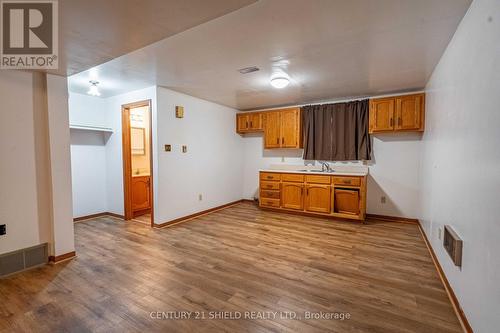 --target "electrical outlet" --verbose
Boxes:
[0,224,6,235]
[198,194,202,201]
[381,196,386,204]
